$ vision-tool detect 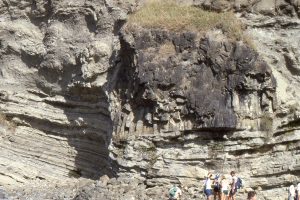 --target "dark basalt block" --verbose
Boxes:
[115,28,276,132]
